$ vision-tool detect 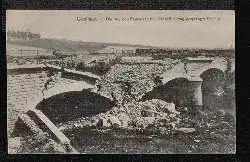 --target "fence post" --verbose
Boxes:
[36,49,39,64]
